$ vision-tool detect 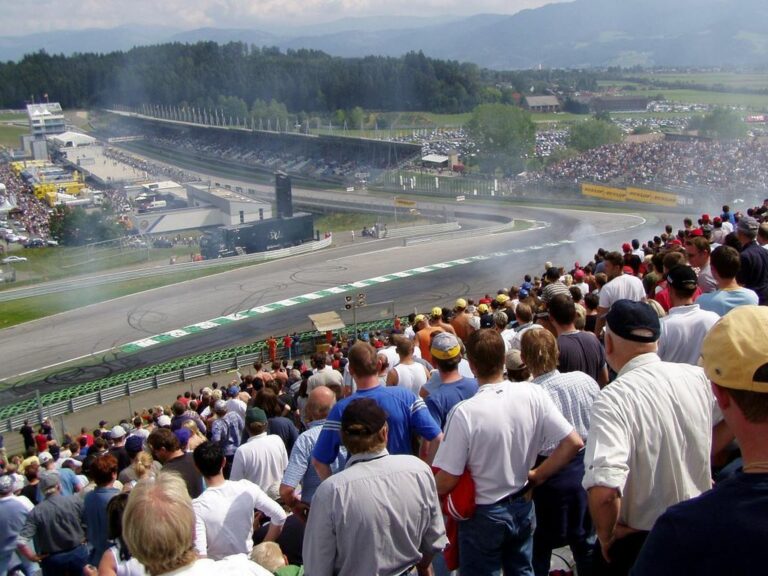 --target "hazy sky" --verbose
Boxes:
[0,0,563,36]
